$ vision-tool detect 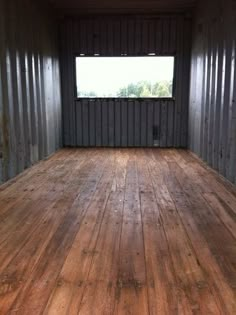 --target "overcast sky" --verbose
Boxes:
[76,56,174,96]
